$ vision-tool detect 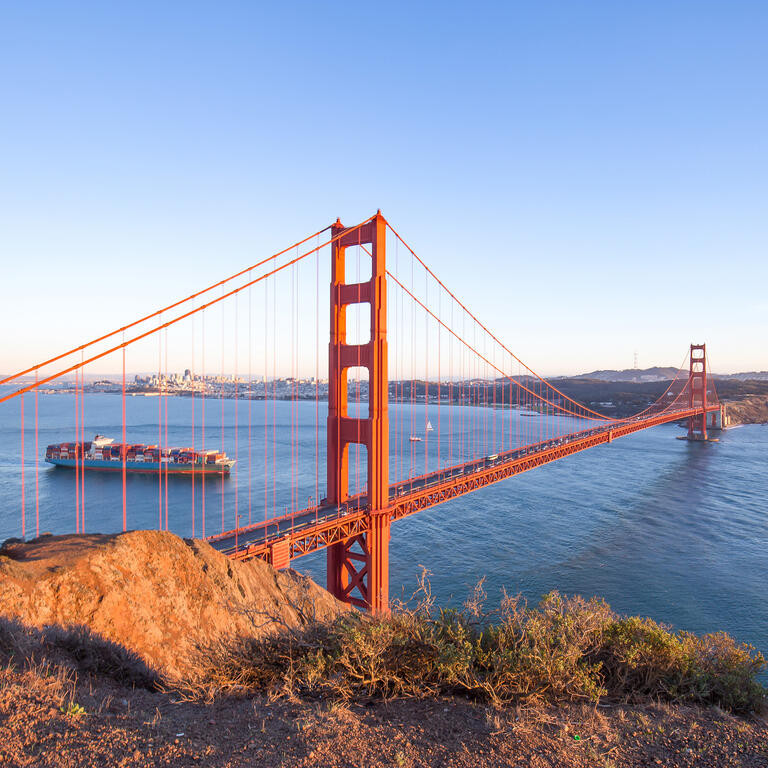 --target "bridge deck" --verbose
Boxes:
[208,405,719,564]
